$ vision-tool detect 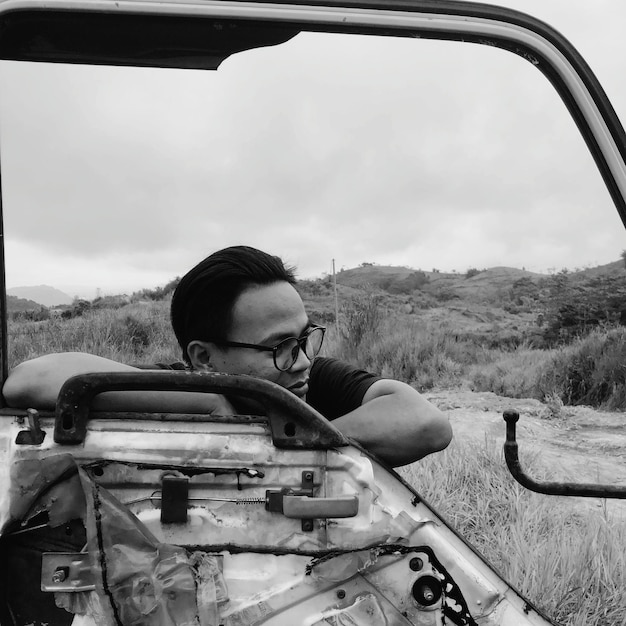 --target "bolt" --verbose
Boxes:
[422,587,435,603]
[52,568,67,583]
[409,557,423,571]
[336,589,346,599]
[304,472,313,481]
